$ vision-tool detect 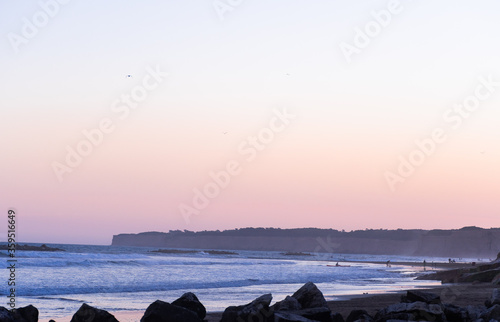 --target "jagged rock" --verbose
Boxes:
[70,303,118,322]
[289,307,334,322]
[346,309,373,322]
[486,289,500,308]
[273,296,302,312]
[480,304,500,321]
[274,312,316,322]
[401,290,441,304]
[466,304,486,321]
[442,303,467,322]
[220,294,273,322]
[171,292,206,319]
[13,305,38,322]
[140,300,201,322]
[374,301,445,322]
[292,282,328,309]
[331,312,345,322]
[0,307,14,322]
[0,305,39,322]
